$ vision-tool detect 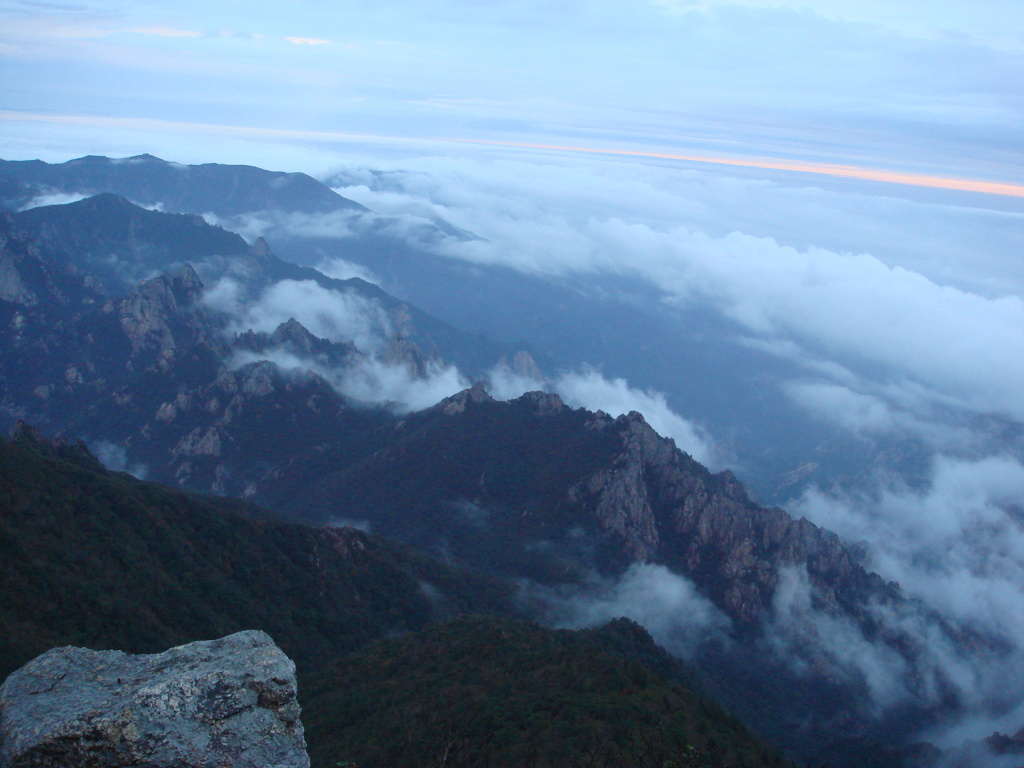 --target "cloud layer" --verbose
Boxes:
[526,563,732,658]
[329,153,1024,438]
[485,362,718,468]
[204,277,467,412]
[323,149,1024,743]
[787,454,1024,738]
